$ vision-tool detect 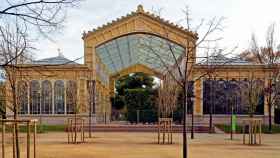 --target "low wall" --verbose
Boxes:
[6,114,97,125]
[5,114,274,125]
[191,115,273,125]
